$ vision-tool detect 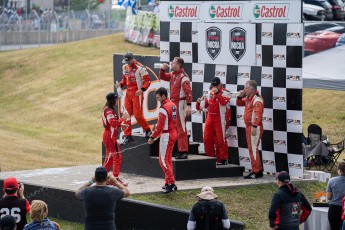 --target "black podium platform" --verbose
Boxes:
[102,135,245,180]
